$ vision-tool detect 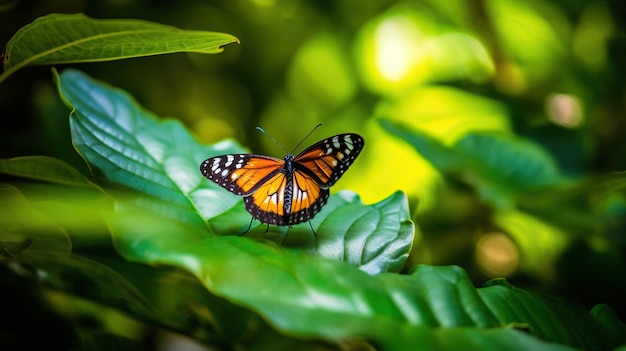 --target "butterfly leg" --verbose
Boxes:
[263,224,270,233]
[308,221,317,236]
[240,217,255,236]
